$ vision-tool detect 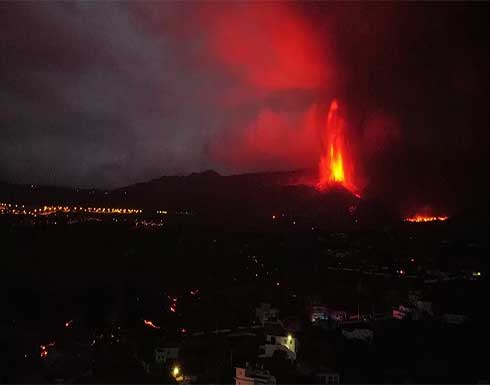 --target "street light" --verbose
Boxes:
[172,365,180,378]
